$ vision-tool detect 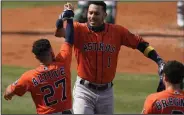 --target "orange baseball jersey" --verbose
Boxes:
[10,43,72,114]
[72,22,145,84]
[142,89,184,114]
